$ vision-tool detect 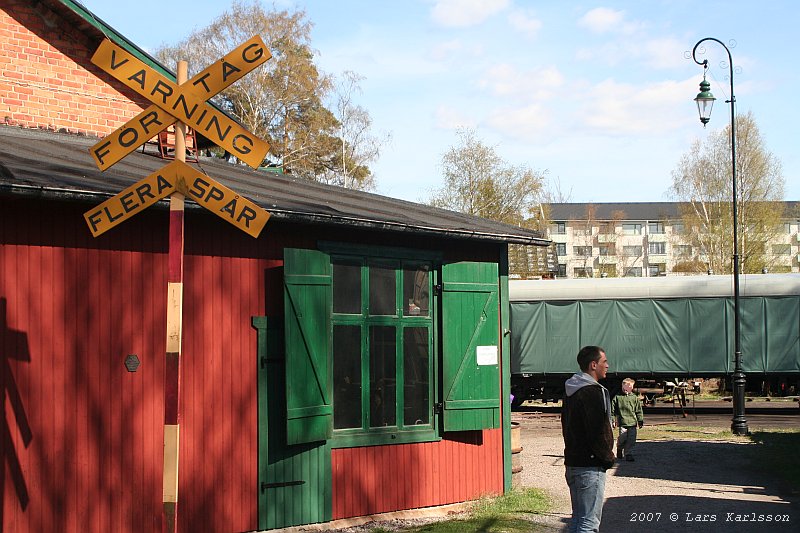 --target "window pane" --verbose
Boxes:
[333,261,361,314]
[369,264,396,315]
[403,265,430,316]
[369,326,396,427]
[403,327,429,426]
[333,325,362,429]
